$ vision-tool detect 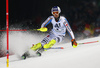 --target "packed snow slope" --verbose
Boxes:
[0,31,100,68]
